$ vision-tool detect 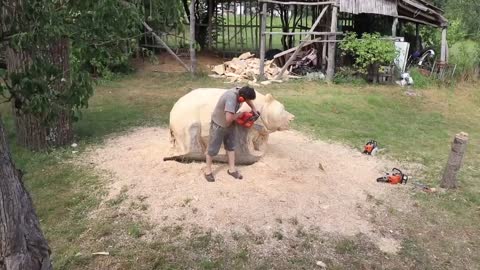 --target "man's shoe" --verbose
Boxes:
[227,170,243,180]
[204,173,215,182]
